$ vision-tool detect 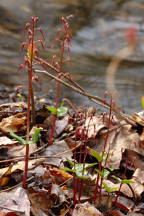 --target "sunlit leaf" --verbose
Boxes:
[88,148,102,162]
[121,179,135,184]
